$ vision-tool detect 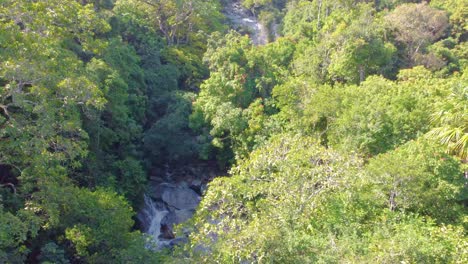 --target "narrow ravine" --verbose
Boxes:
[137,0,268,250]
